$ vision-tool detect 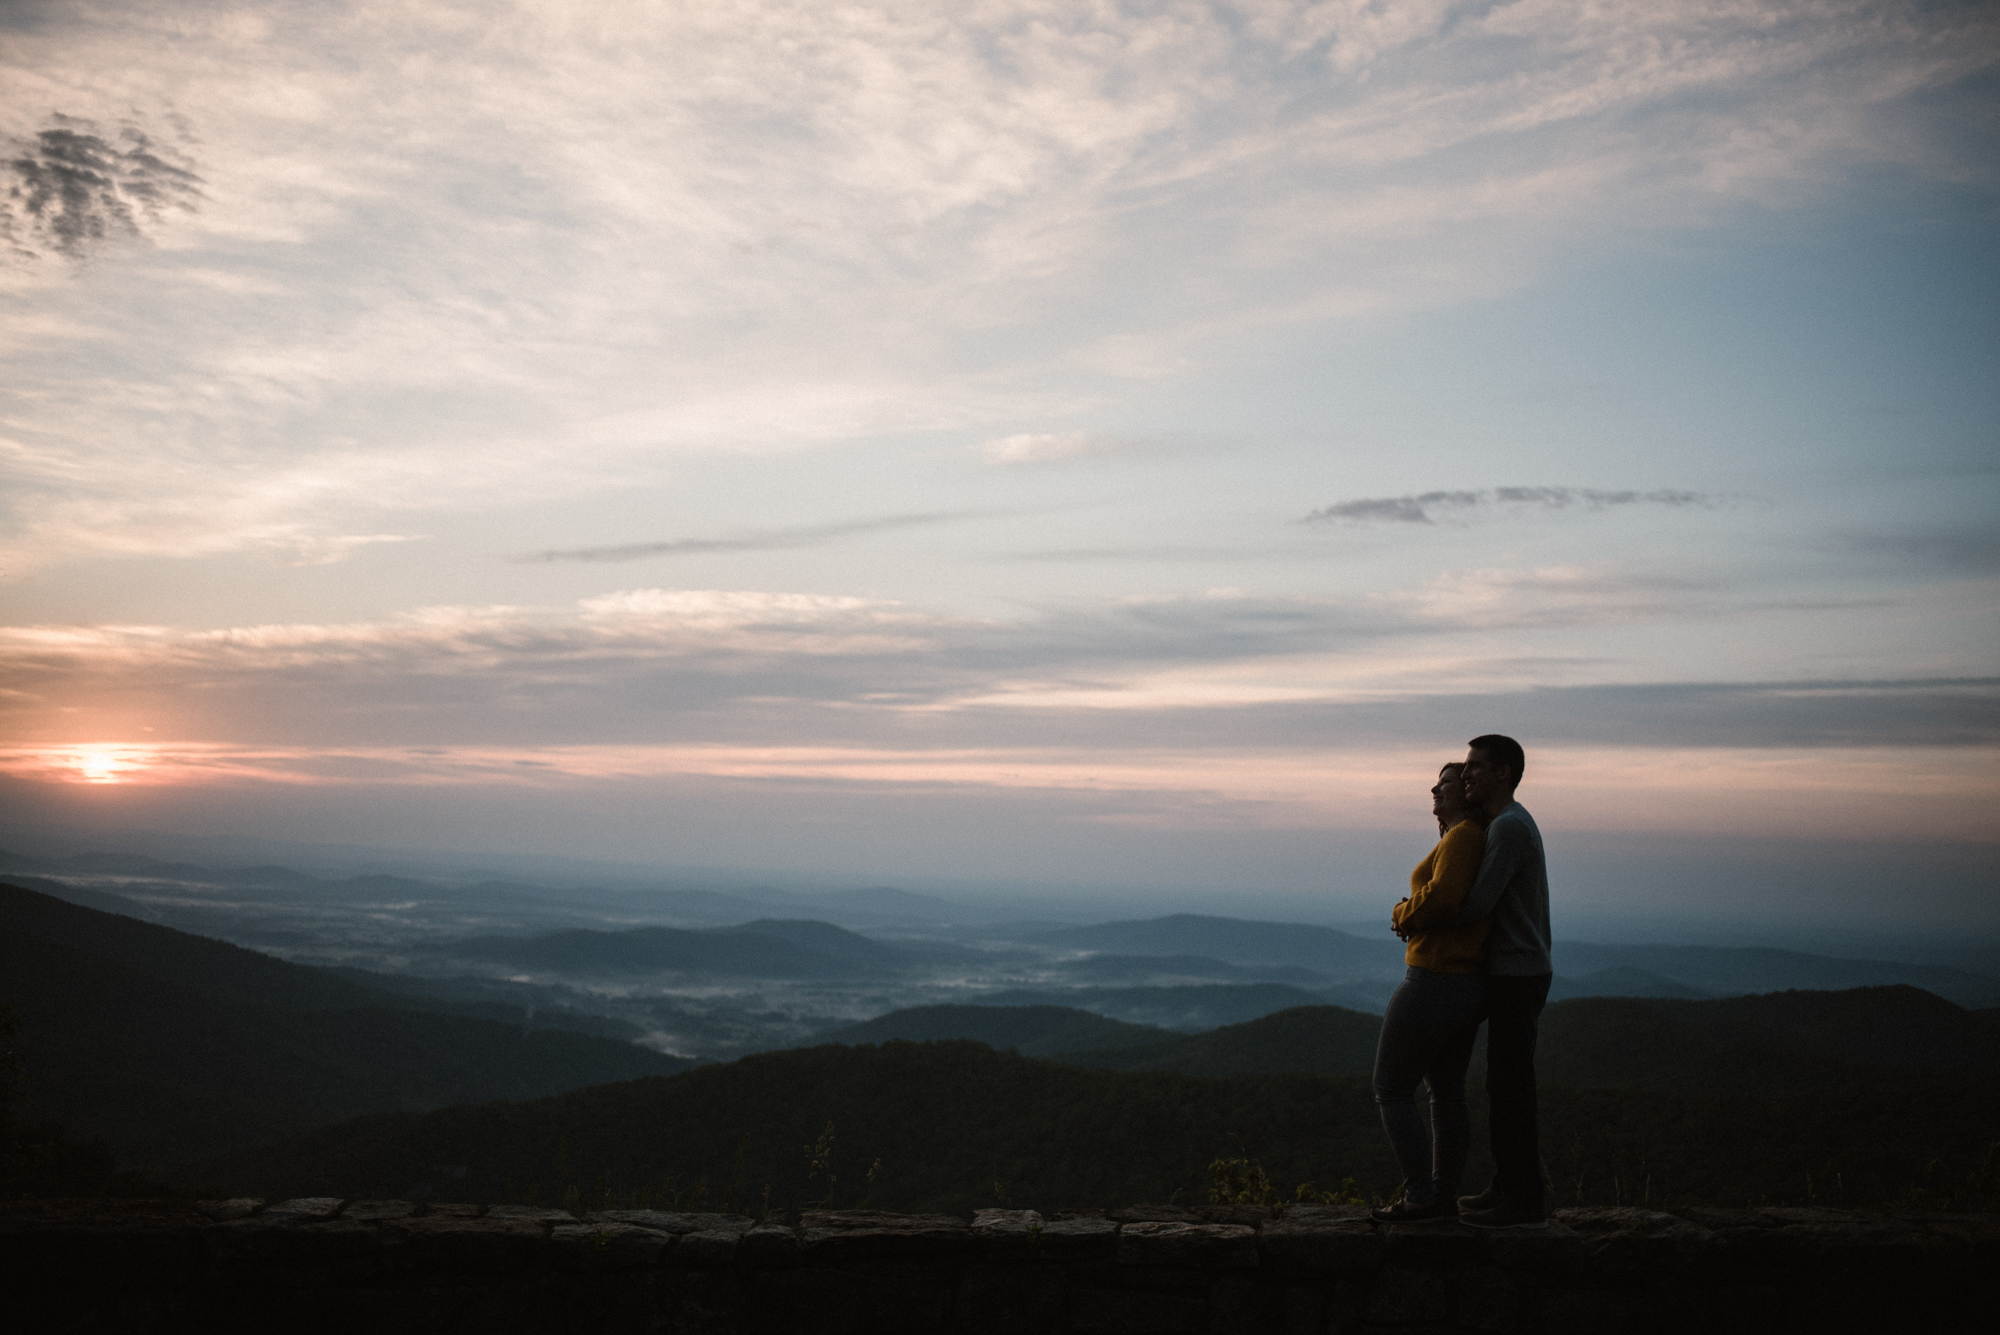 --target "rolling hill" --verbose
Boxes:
[1029,914,1397,971]
[821,987,2000,1093]
[811,1004,1170,1057]
[0,883,689,1168]
[1062,1005,1384,1077]
[972,983,1333,1030]
[208,1034,2000,1215]
[1552,942,2000,1007]
[447,918,918,977]
[0,879,382,1010]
